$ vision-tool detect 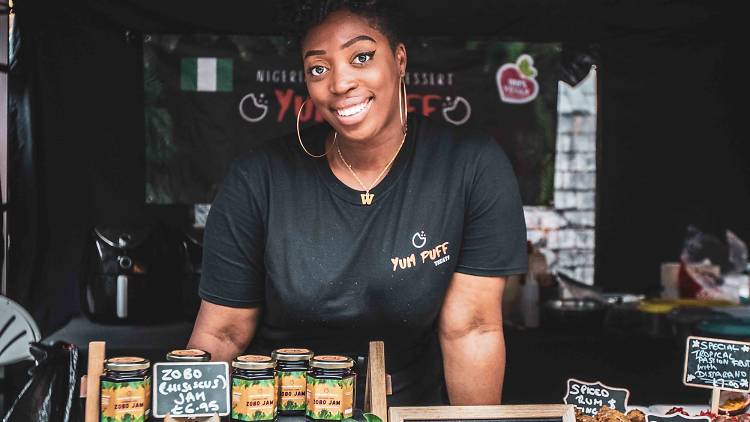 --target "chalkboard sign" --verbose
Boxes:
[152,362,230,418]
[389,404,576,422]
[563,379,630,416]
[683,336,750,393]
[646,413,711,422]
